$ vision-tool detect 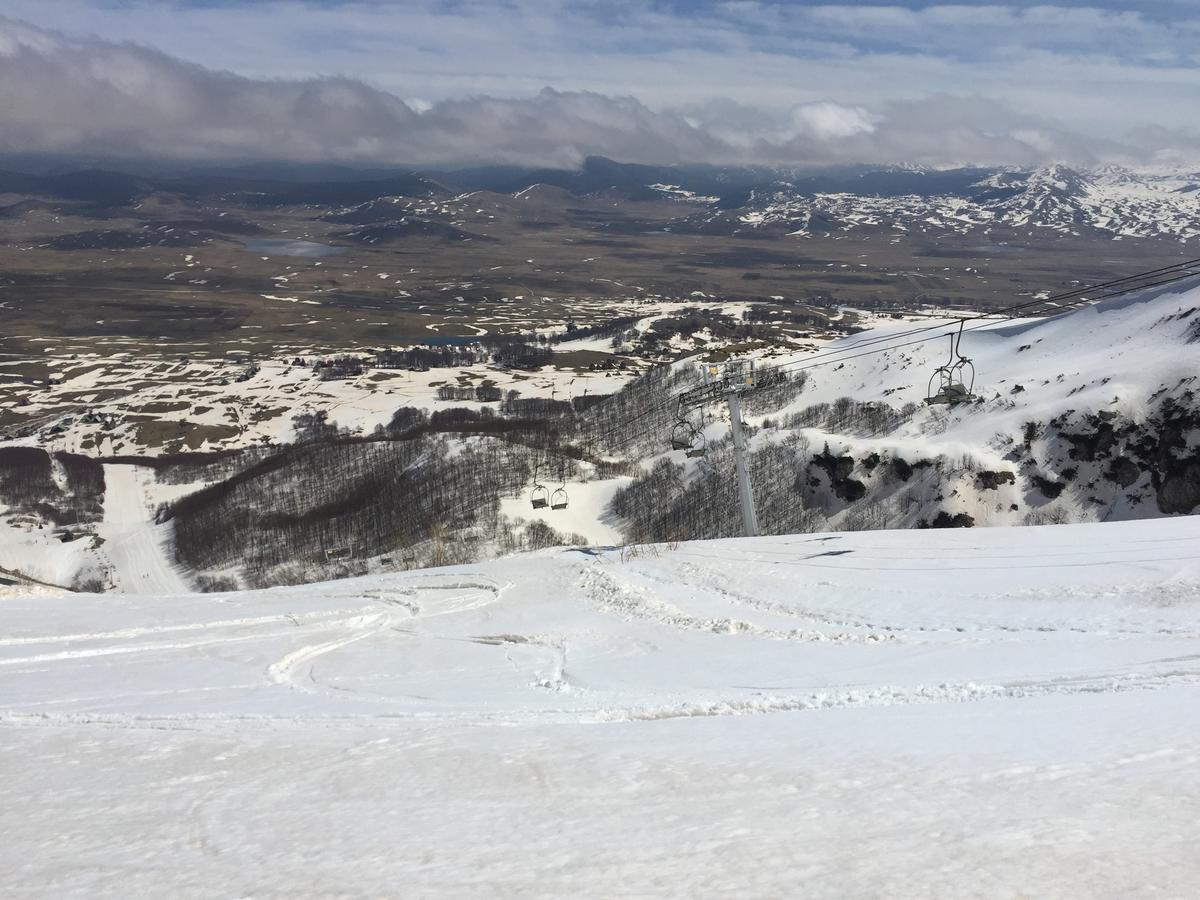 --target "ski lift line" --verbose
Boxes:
[972,260,1200,323]
[1048,267,1200,308]
[672,548,1200,573]
[760,261,1200,384]
[838,258,1200,355]
[587,368,771,456]
[1010,255,1200,311]
[583,332,943,454]
[953,267,1200,342]
[562,256,1200,448]
[591,311,979,445]
[901,256,1200,324]
[847,256,1200,342]
[828,255,1199,327]
[582,319,972,449]
[877,309,1011,320]
[993,265,1200,320]
[594,296,1068,454]
[589,293,1075,454]
[781,257,1200,362]
[590,321,958,453]
[569,258,1200,456]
